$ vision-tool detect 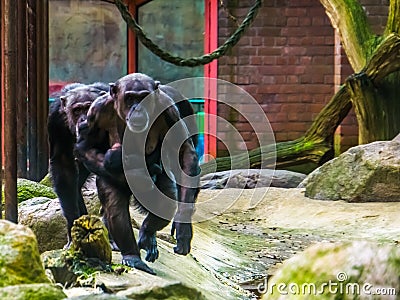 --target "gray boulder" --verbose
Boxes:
[18,192,102,252]
[262,241,400,299]
[201,169,306,189]
[300,140,400,202]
